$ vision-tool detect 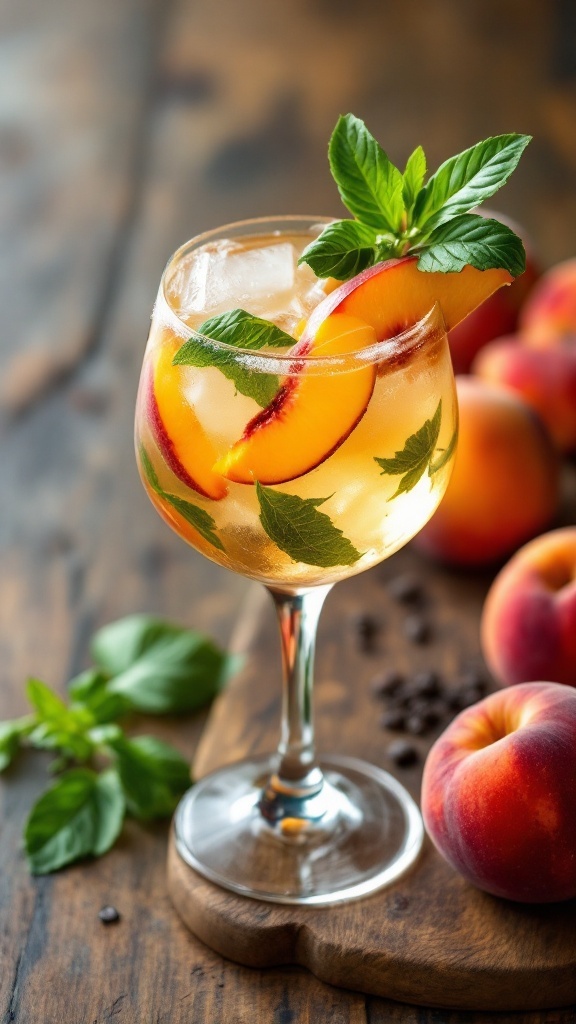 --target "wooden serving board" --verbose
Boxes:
[167,547,576,1013]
